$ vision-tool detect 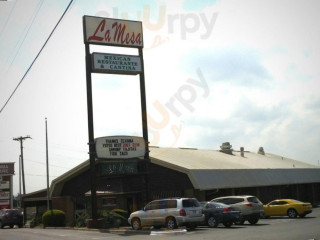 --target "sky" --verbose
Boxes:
[0,0,320,195]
